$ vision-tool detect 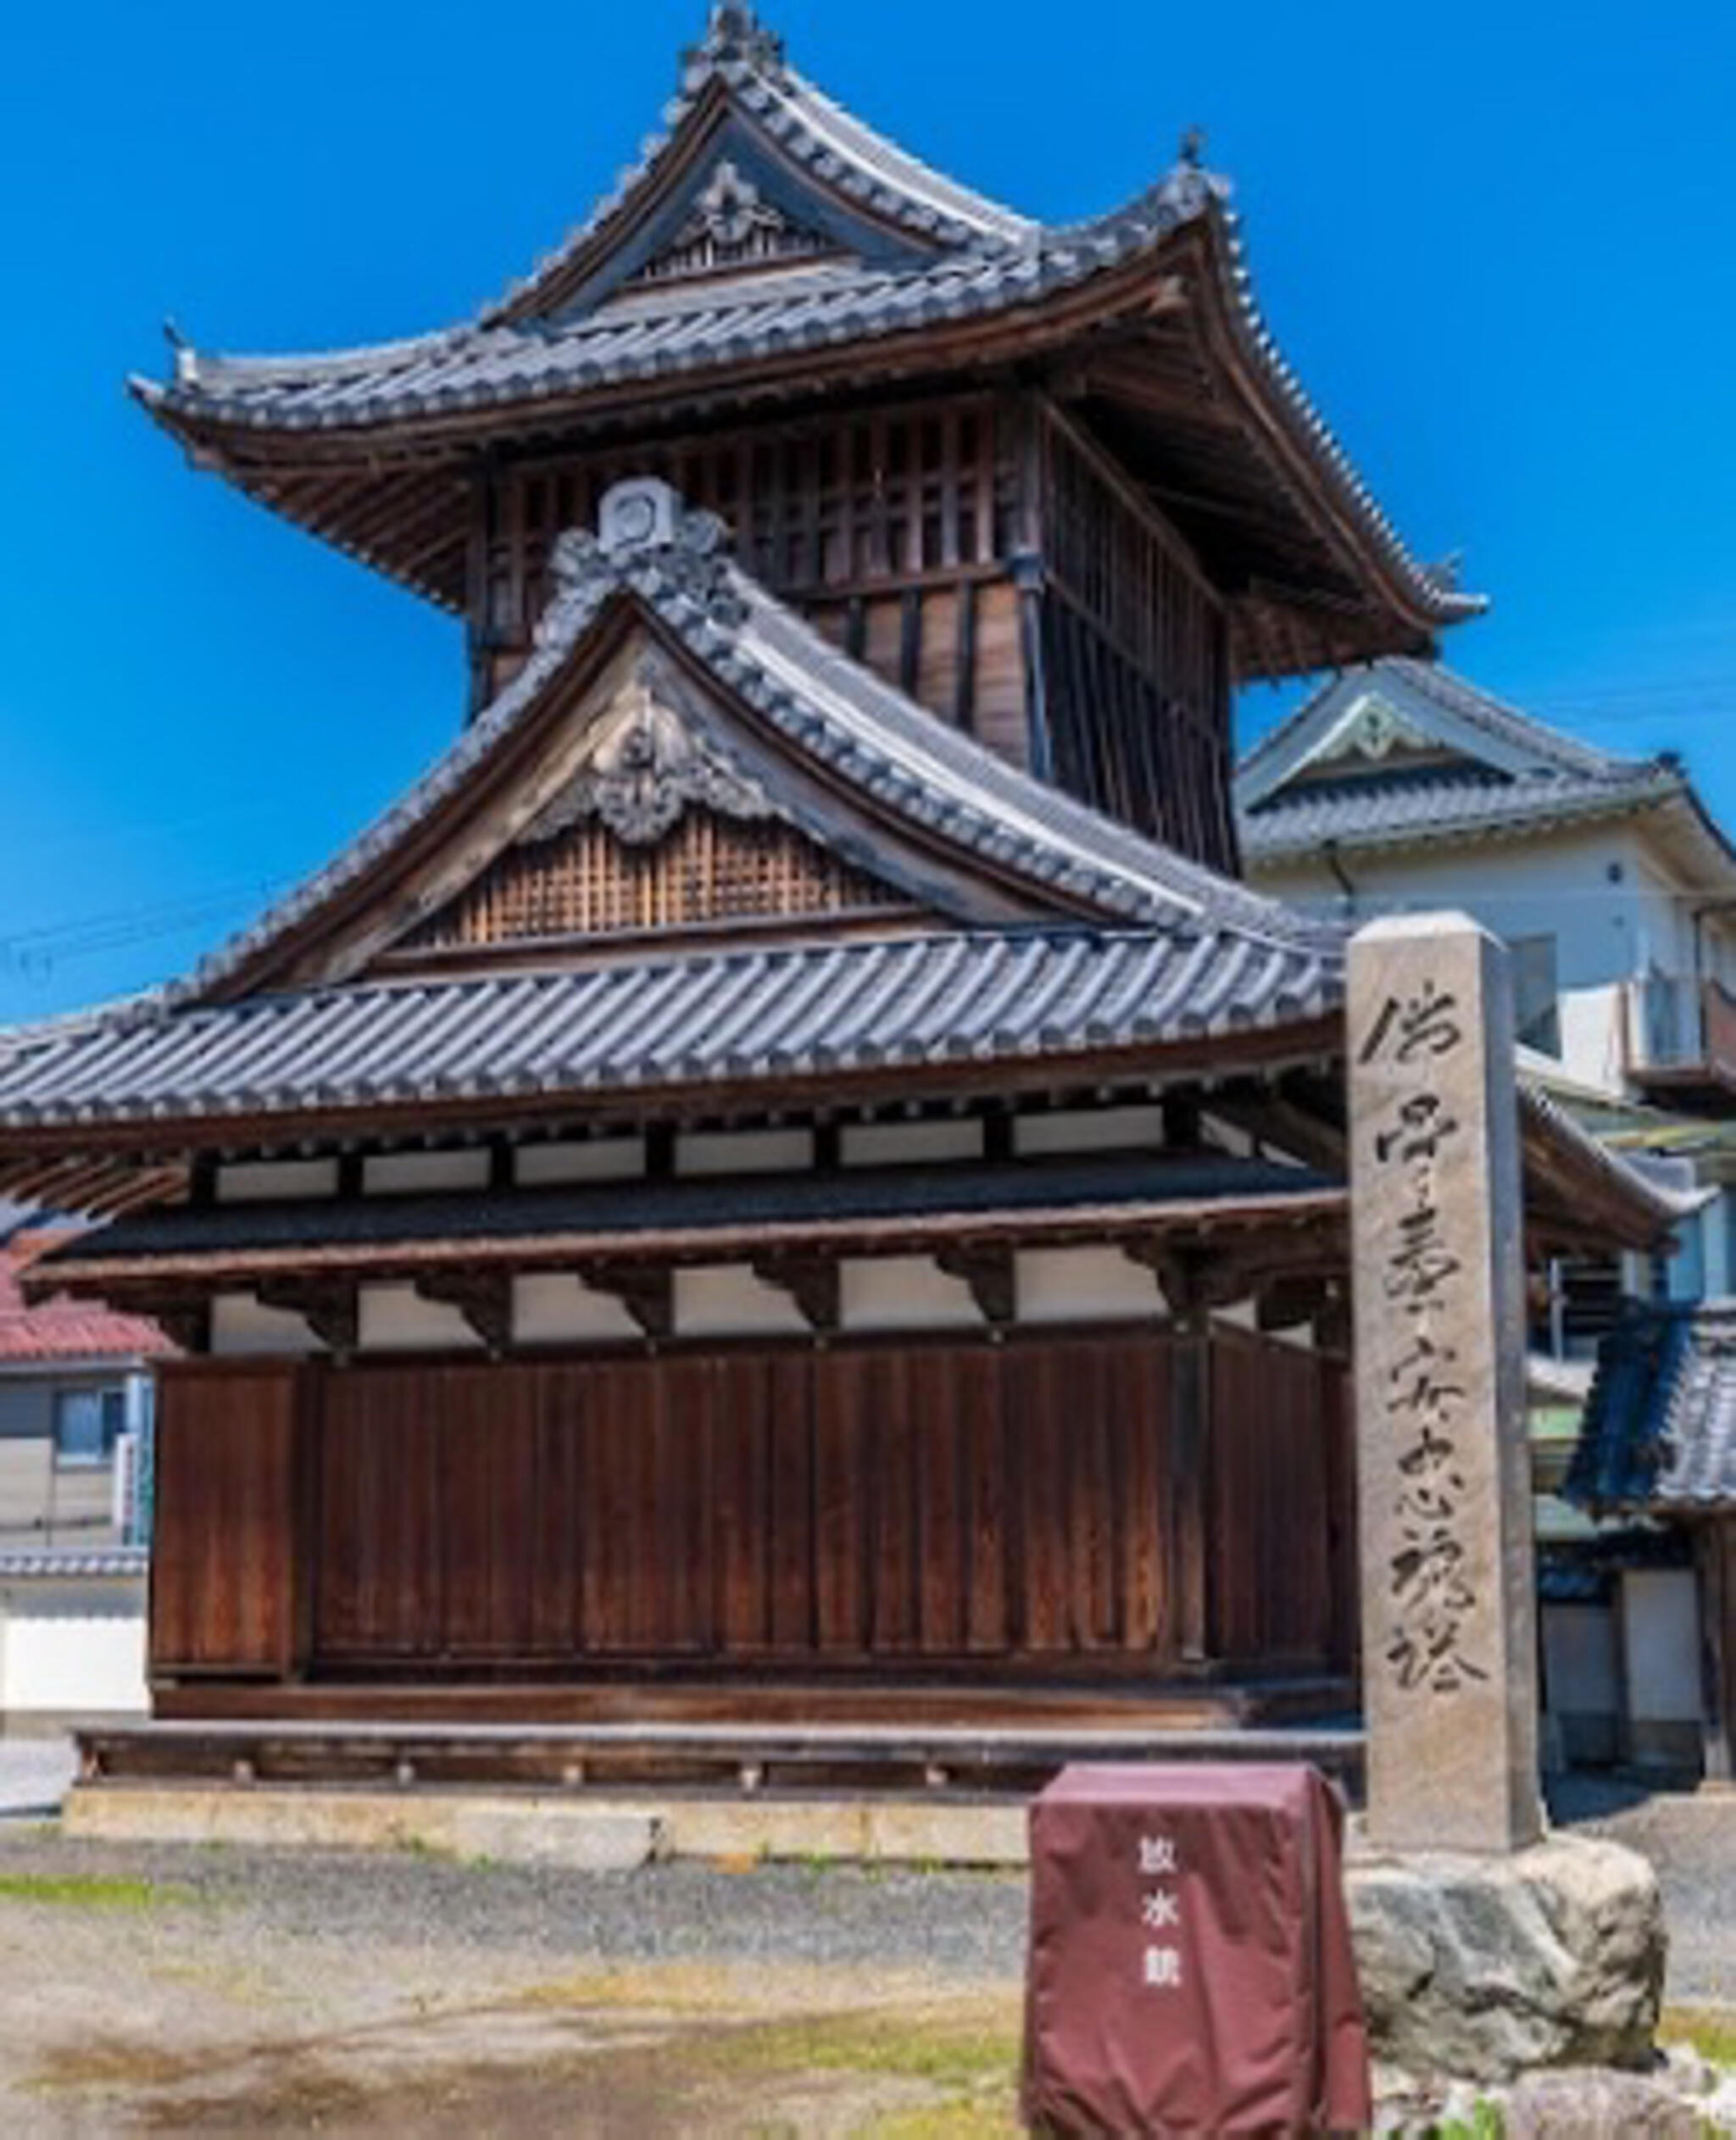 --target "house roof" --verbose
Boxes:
[173,487,1338,1006]
[0,1231,174,1365]
[1237,658,1733,877]
[128,9,1479,671]
[32,1153,1344,1295]
[1569,1300,1736,1515]
[0,928,1342,1148]
[0,486,1345,1185]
